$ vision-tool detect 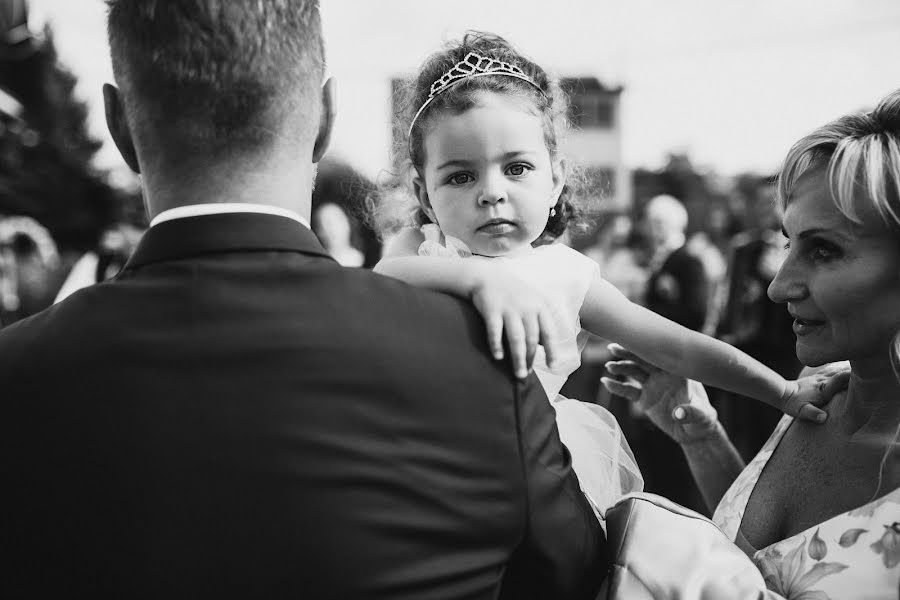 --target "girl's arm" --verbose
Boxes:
[580,270,825,421]
[374,228,560,378]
